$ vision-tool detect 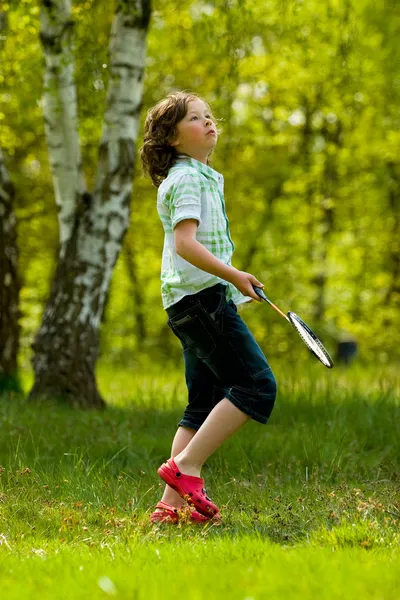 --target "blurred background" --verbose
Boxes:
[1,0,399,383]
